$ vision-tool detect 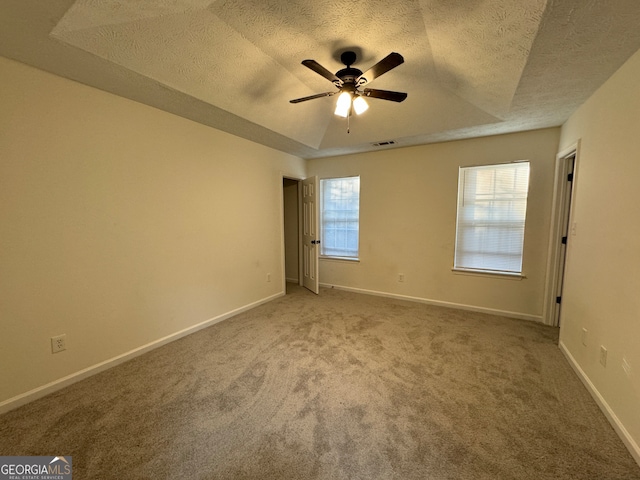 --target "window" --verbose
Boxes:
[320,176,360,259]
[454,162,530,275]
